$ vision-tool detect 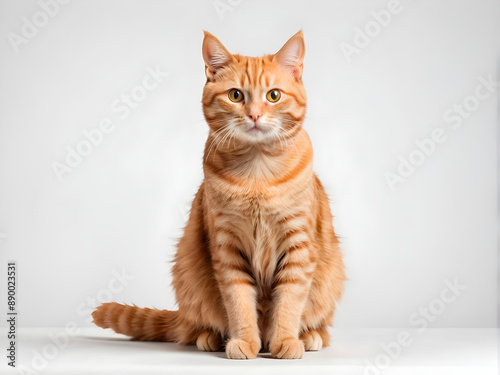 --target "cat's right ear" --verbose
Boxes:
[202,31,235,80]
